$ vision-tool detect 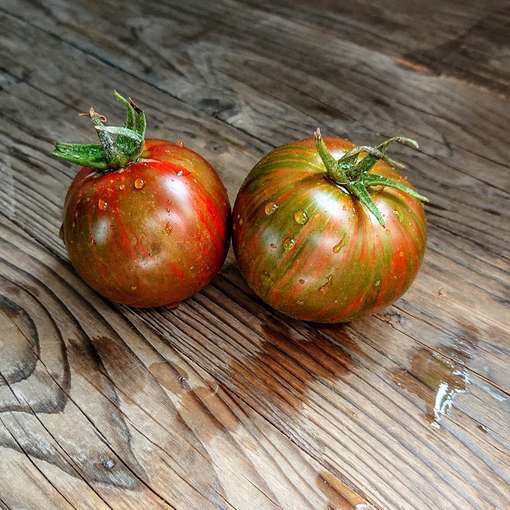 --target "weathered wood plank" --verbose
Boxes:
[1,80,509,509]
[0,1,509,509]
[4,0,510,180]
[3,1,509,273]
[0,7,508,389]
[240,0,510,96]
[2,217,356,509]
